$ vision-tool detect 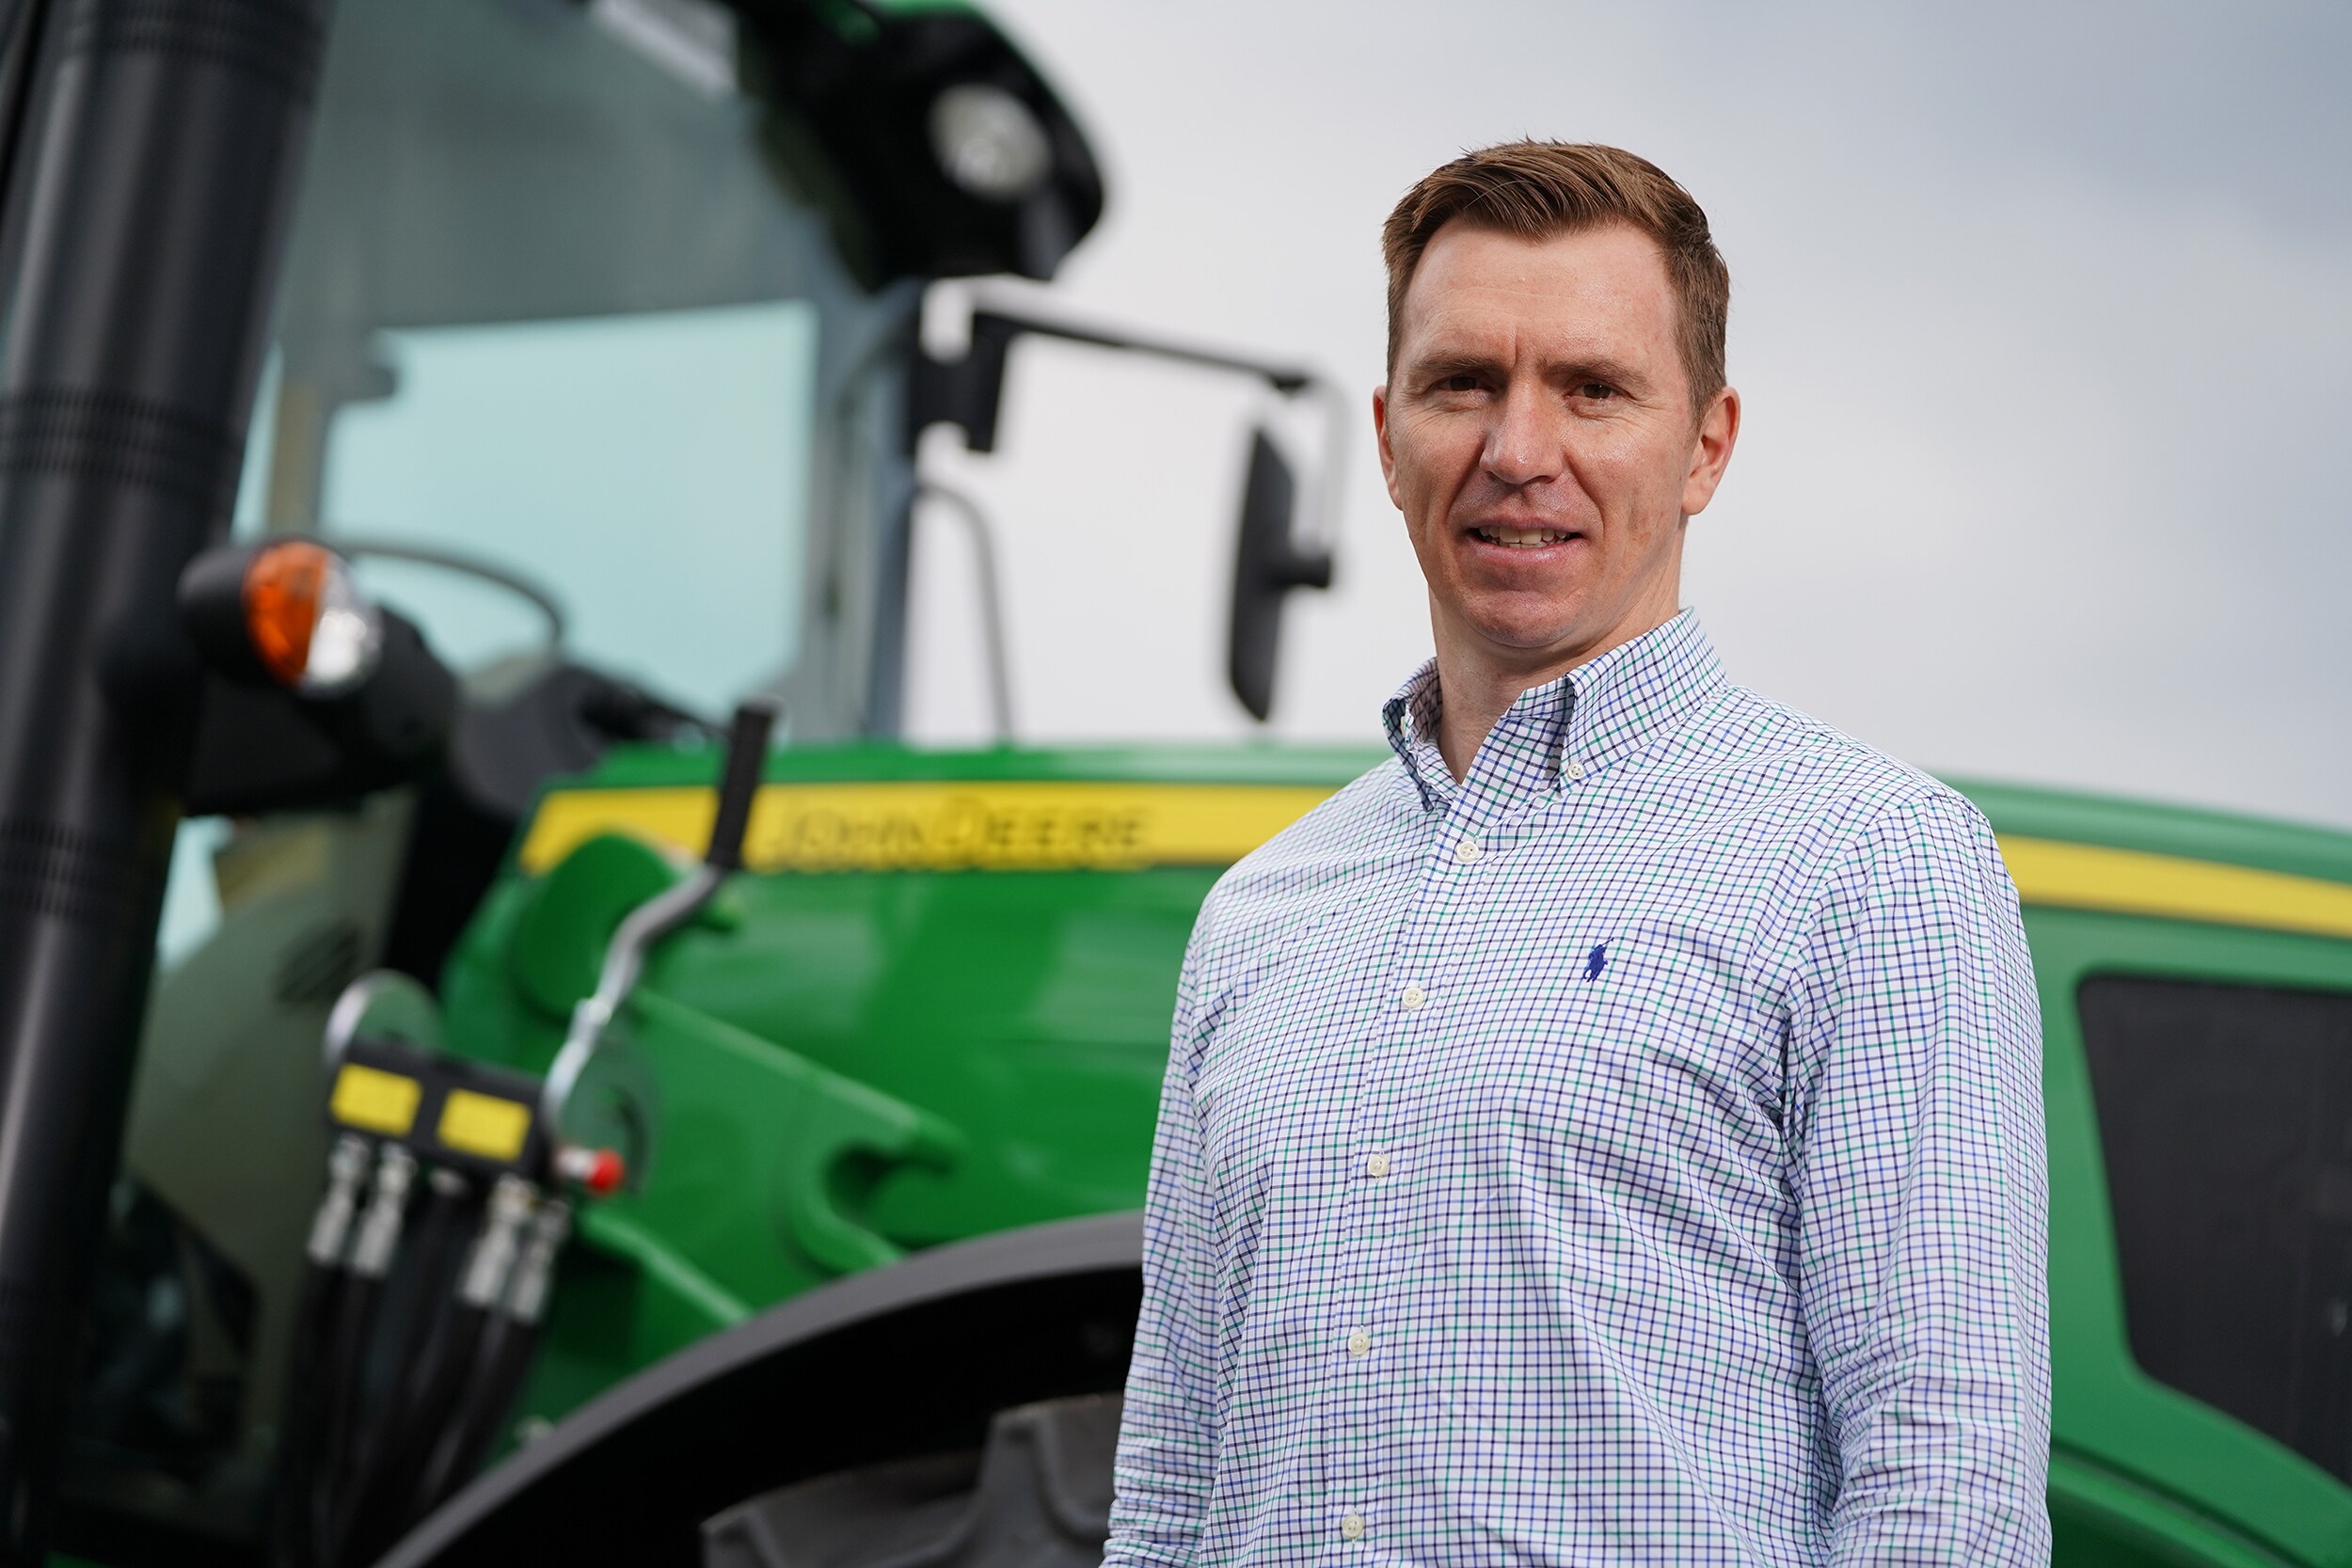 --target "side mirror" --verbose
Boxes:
[1227,429,1332,722]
